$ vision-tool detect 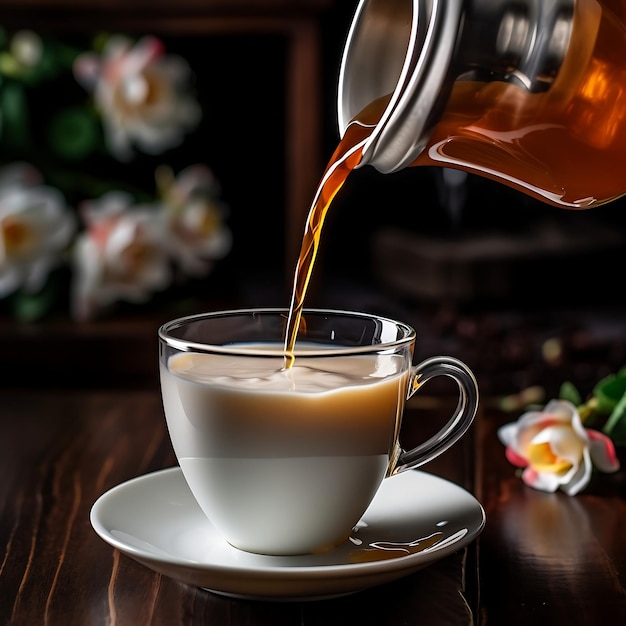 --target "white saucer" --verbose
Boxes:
[90,467,485,601]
